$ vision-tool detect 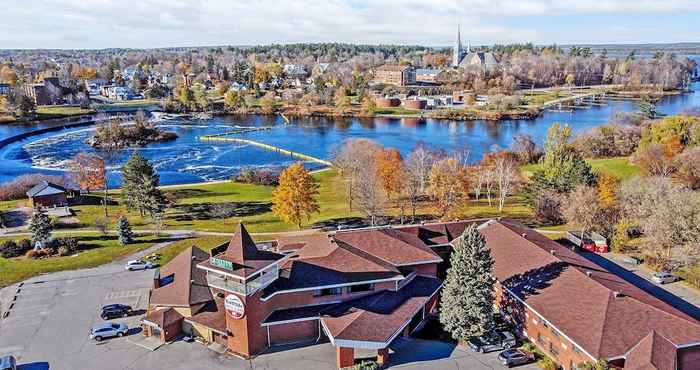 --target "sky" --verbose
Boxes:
[1,0,699,49]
